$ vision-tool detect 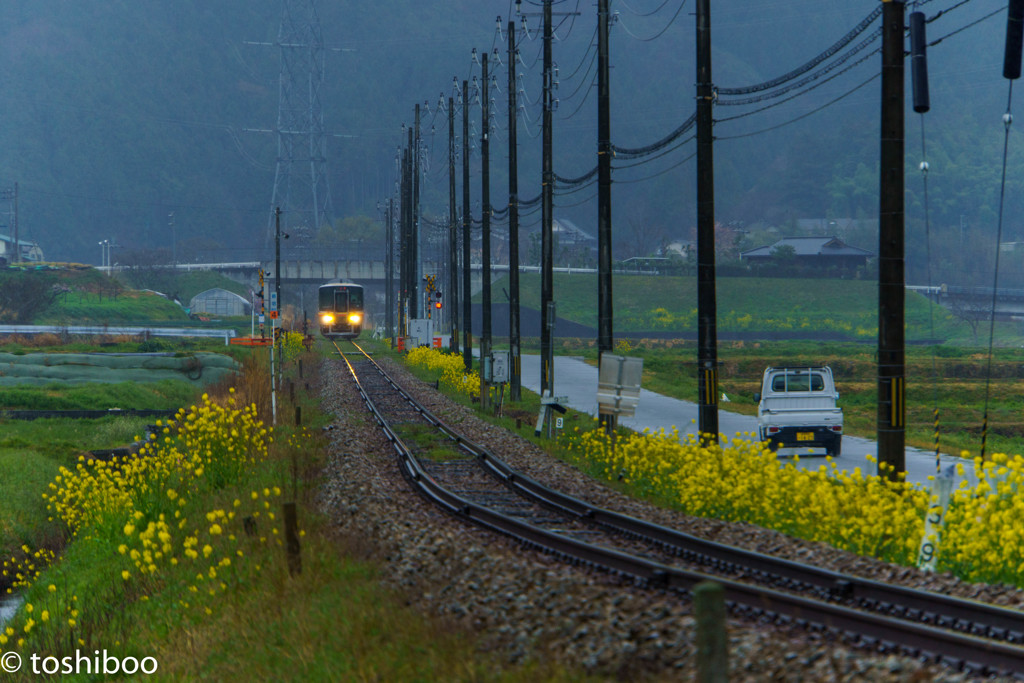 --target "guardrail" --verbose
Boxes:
[0,325,237,345]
